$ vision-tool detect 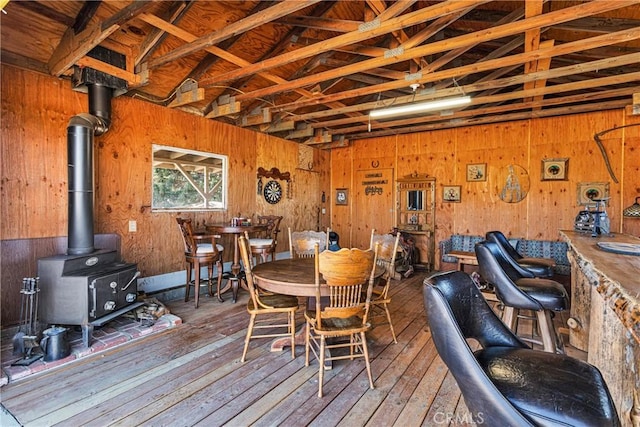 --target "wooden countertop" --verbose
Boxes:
[560,230,640,343]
